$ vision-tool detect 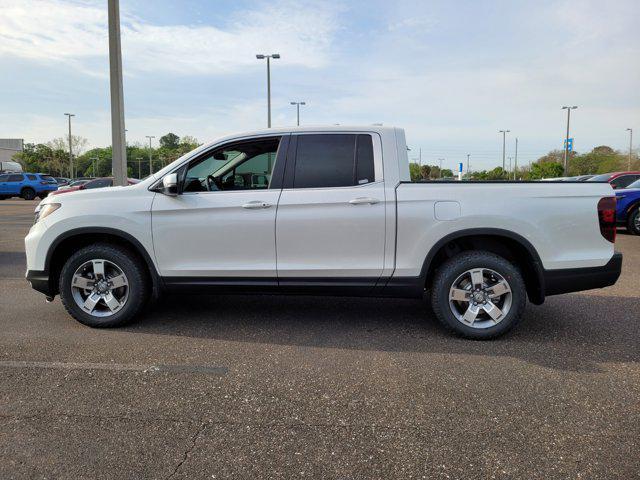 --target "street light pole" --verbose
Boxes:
[256,54,280,128]
[107,0,128,187]
[136,157,143,179]
[290,101,306,126]
[499,130,510,170]
[562,106,578,176]
[438,158,444,178]
[64,113,75,178]
[627,128,633,170]
[145,135,155,175]
[466,154,470,175]
[514,137,518,180]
